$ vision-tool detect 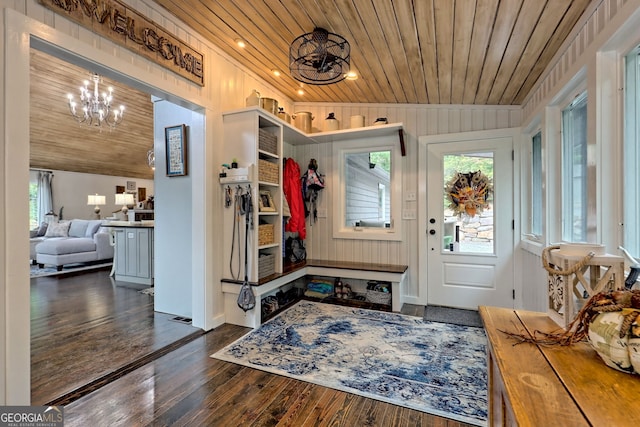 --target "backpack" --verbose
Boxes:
[302,159,324,222]
[285,236,306,263]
